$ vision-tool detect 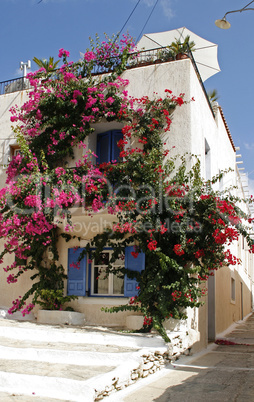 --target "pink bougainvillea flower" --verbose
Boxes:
[58,48,70,58]
[84,51,96,62]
